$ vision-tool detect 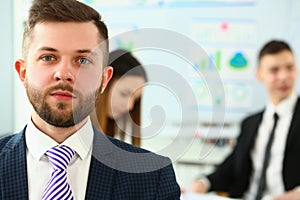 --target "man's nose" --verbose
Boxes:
[278,69,290,81]
[53,61,75,83]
